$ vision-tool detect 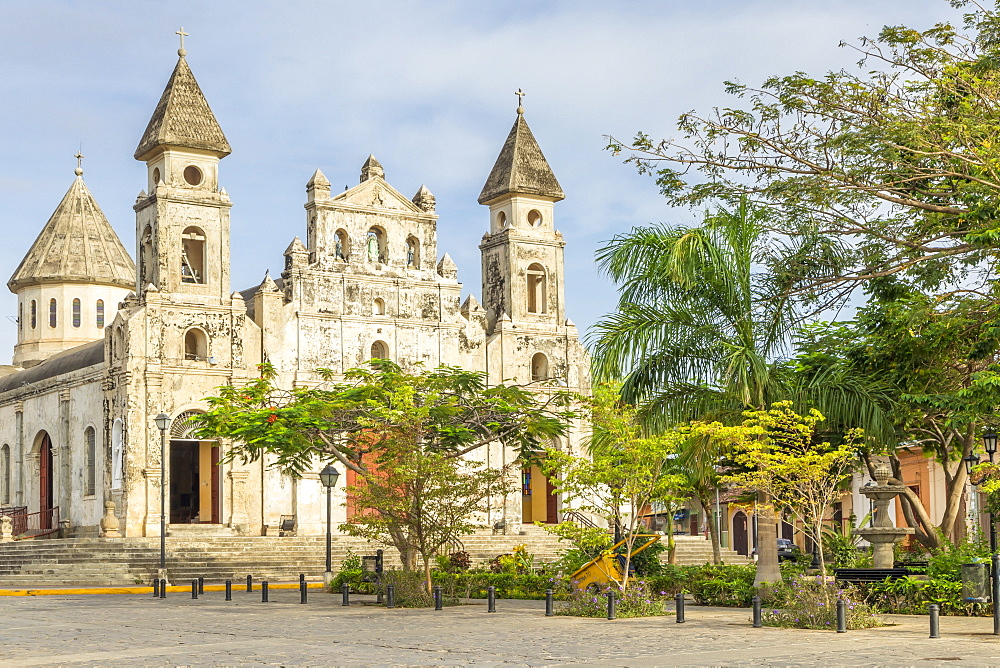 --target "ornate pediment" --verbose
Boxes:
[329,178,427,215]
